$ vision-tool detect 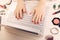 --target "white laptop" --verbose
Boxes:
[1,1,44,35]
